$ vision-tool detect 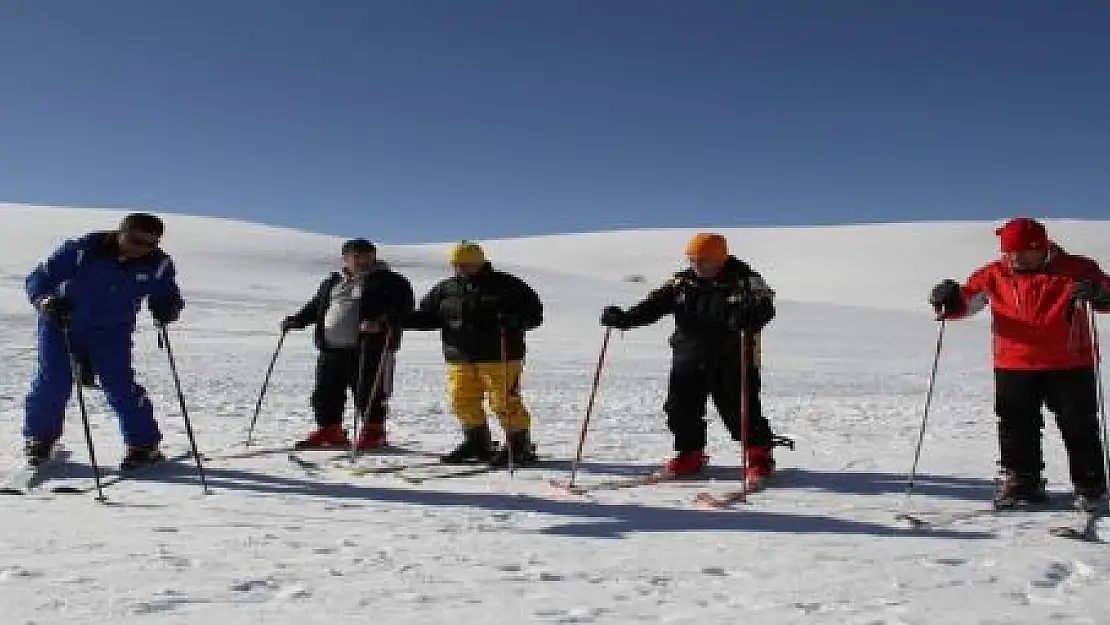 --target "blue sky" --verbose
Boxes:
[0,1,1107,242]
